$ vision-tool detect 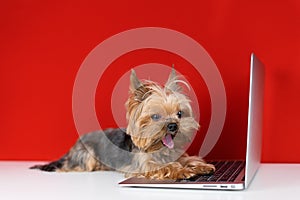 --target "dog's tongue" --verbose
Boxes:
[162,134,174,149]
